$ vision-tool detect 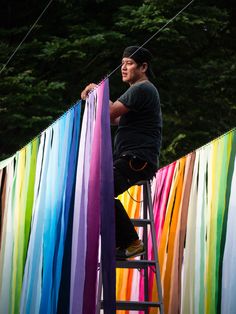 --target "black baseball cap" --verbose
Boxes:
[122,46,155,79]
